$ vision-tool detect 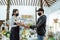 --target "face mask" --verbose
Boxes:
[16,13,19,16]
[38,13,41,16]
